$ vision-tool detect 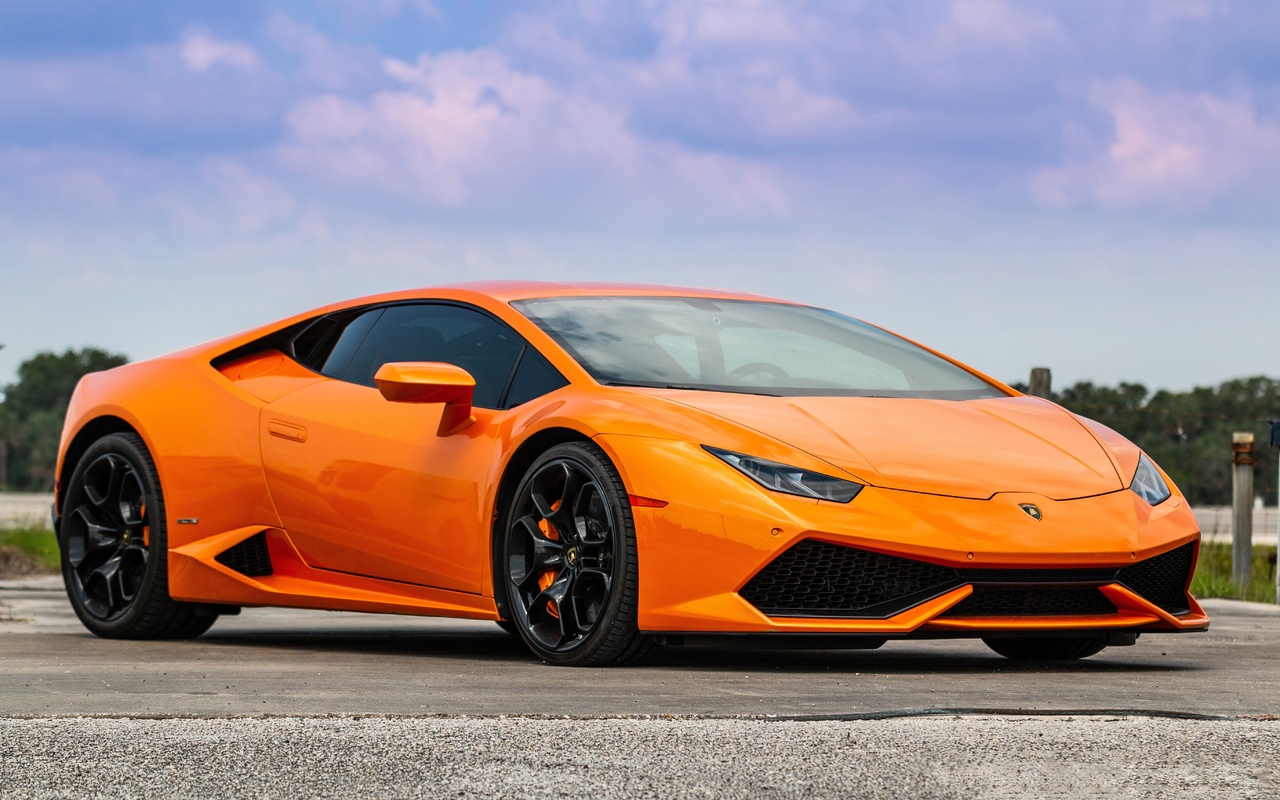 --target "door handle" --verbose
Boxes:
[268,420,308,443]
